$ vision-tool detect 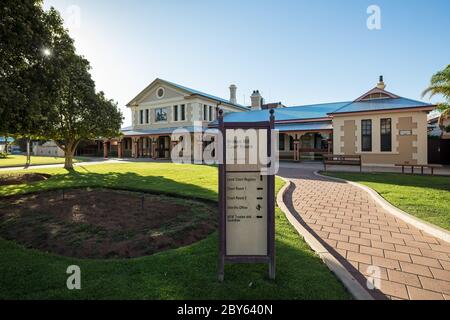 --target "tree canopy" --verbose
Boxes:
[0,0,123,168]
[422,65,450,132]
